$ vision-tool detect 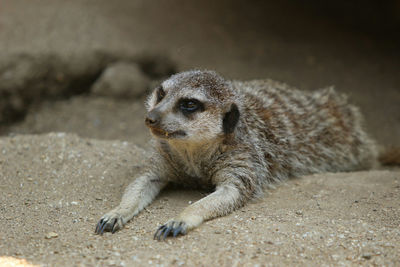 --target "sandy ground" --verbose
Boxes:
[1,0,400,266]
[1,134,399,267]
